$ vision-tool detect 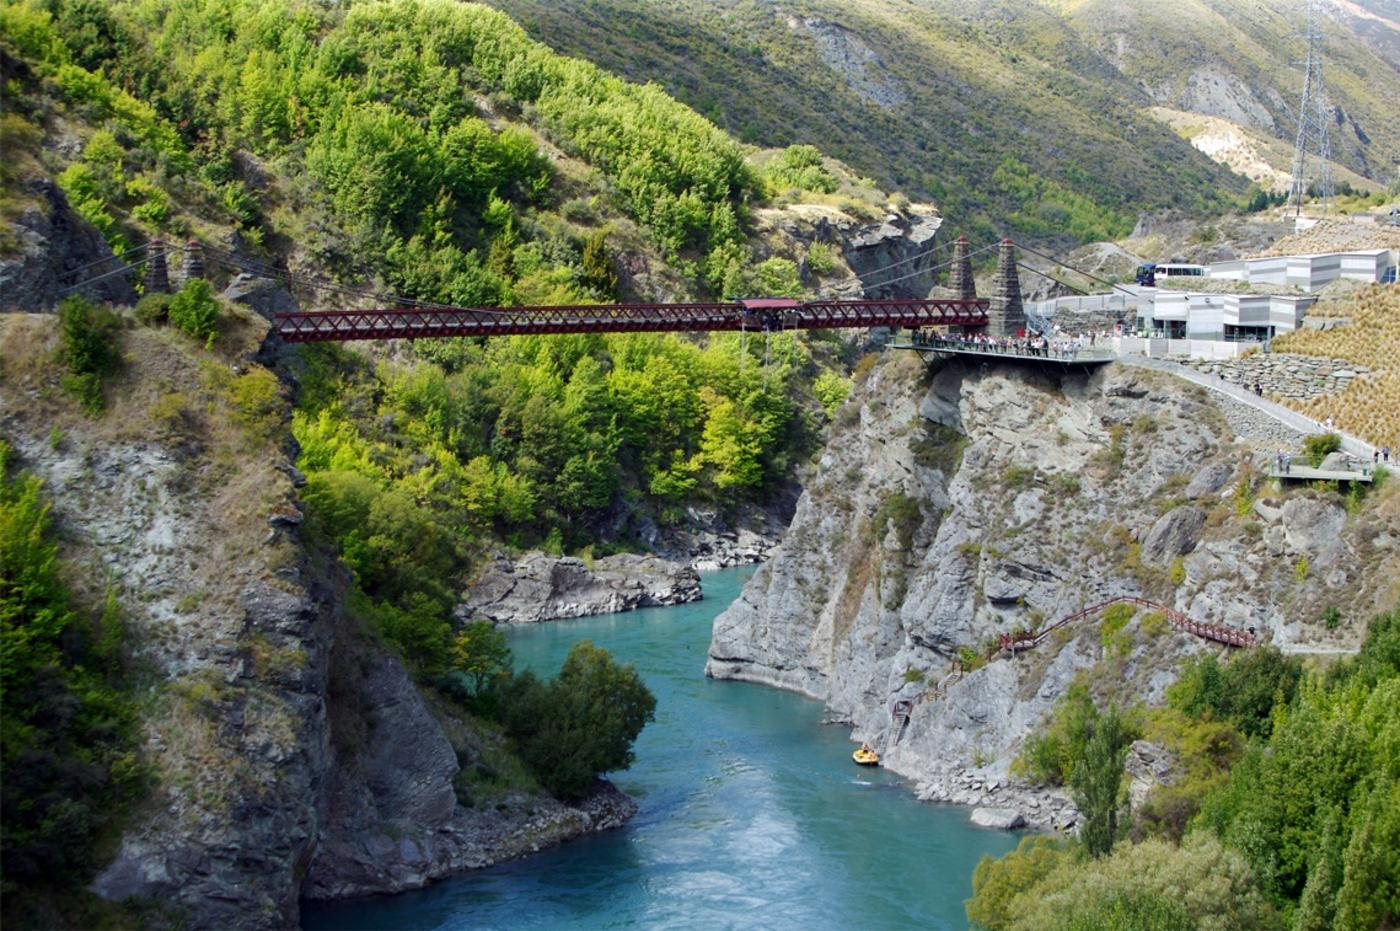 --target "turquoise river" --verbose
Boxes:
[303,567,1019,930]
